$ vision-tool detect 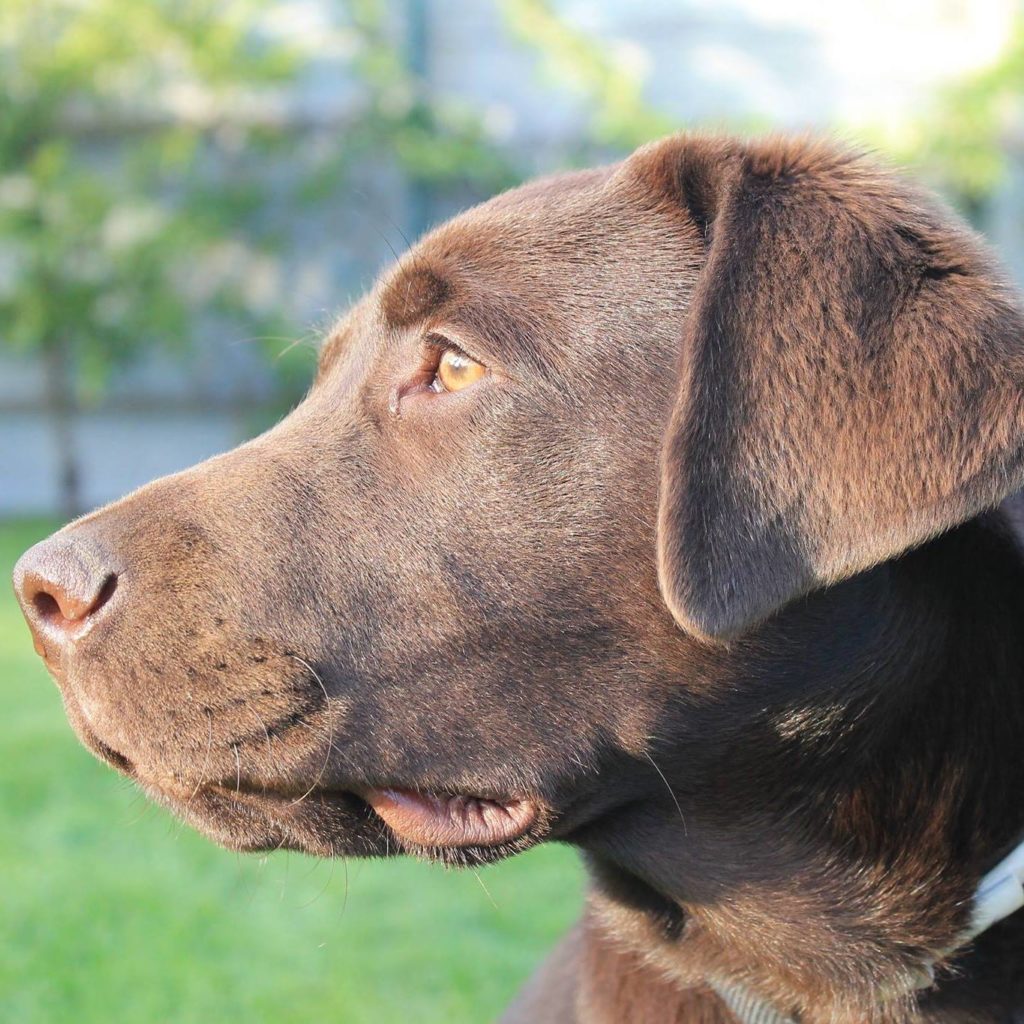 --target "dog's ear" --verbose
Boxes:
[648,136,1024,641]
